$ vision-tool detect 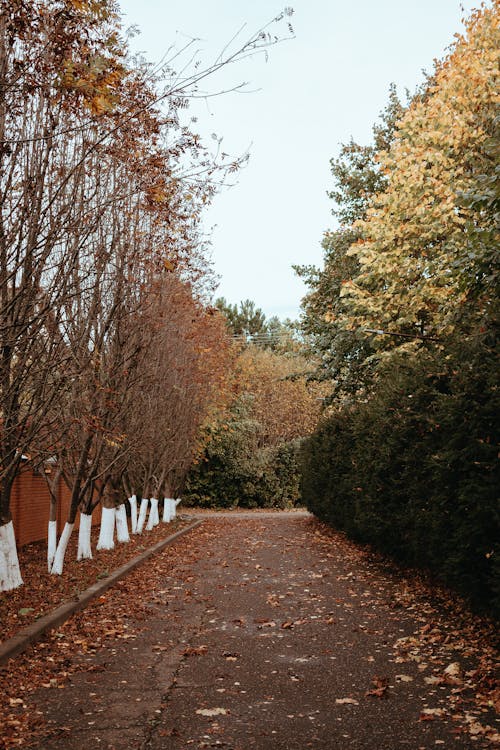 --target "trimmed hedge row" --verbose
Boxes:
[183,437,303,510]
[301,342,499,617]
